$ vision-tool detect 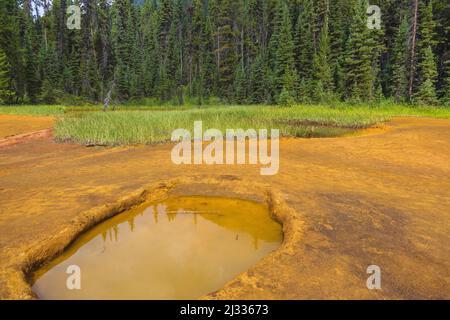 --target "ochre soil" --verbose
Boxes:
[0,116,449,299]
[0,115,54,139]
